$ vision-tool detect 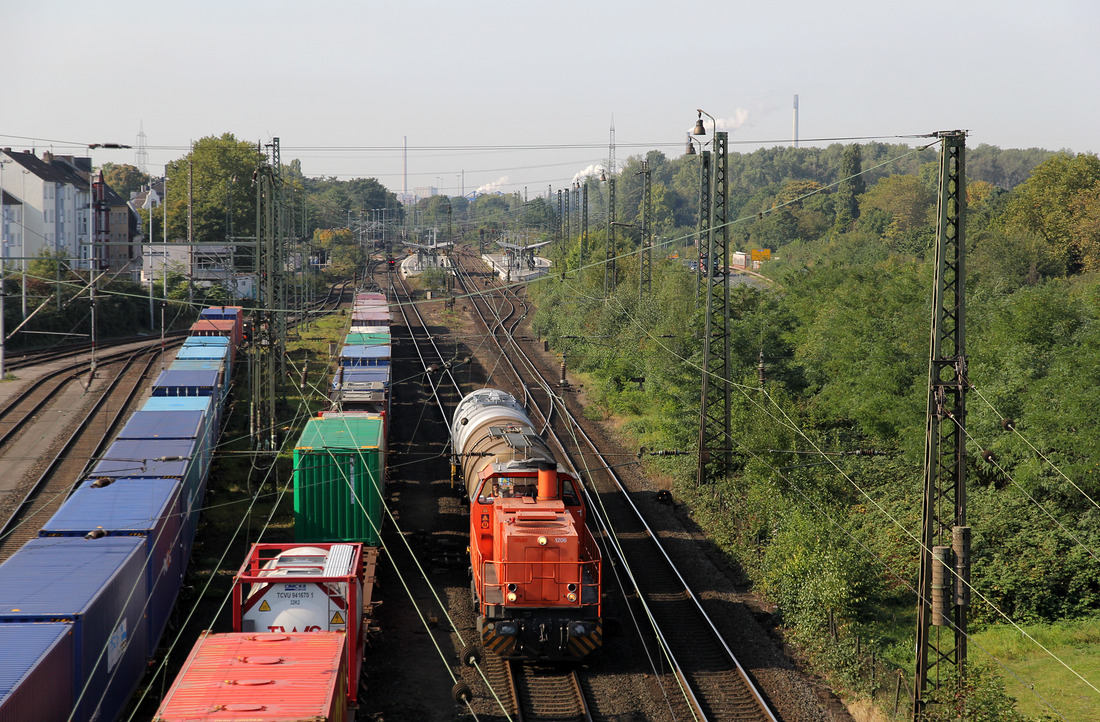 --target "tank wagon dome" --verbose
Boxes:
[451,388,530,457]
